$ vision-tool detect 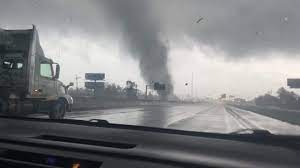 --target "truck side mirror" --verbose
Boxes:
[64,82,74,94]
[54,64,60,79]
